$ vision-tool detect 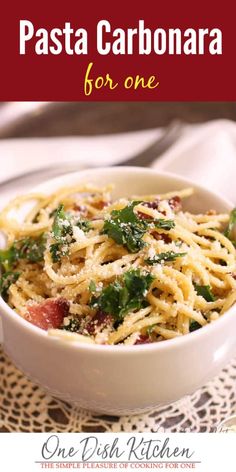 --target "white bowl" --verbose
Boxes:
[0,167,236,416]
